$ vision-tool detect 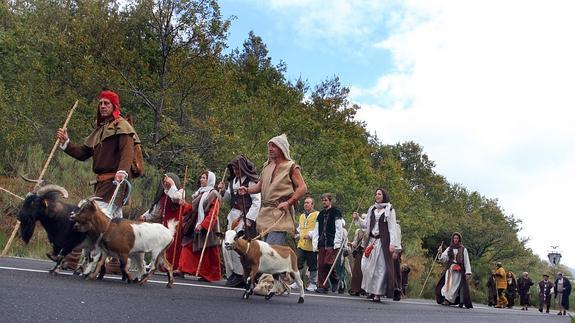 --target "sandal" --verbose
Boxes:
[373,296,381,302]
